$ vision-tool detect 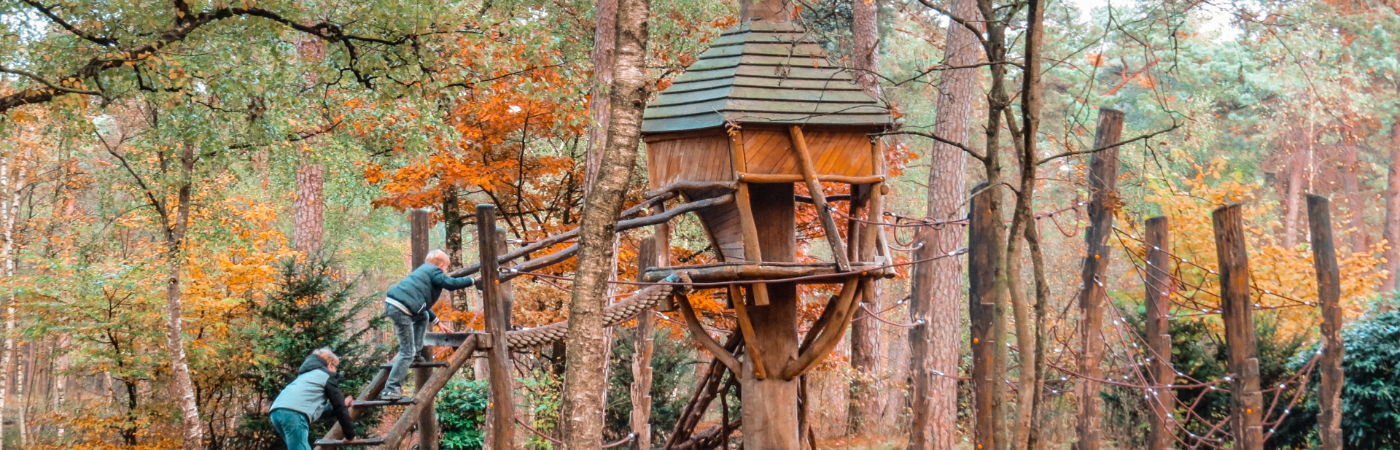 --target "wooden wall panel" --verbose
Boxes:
[645,134,733,189]
[740,129,874,179]
[696,204,747,262]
